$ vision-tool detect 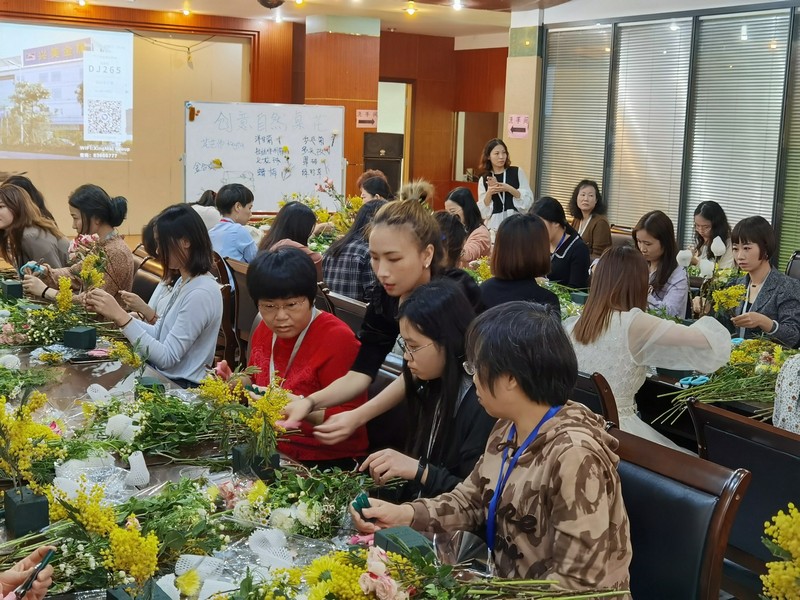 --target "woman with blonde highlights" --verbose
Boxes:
[566,245,730,450]
[0,183,68,270]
